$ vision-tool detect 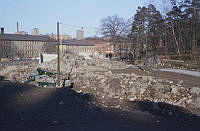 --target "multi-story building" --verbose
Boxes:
[0,28,56,59]
[60,39,96,58]
[76,30,84,40]
[31,28,39,35]
[85,38,114,58]
[94,41,114,57]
